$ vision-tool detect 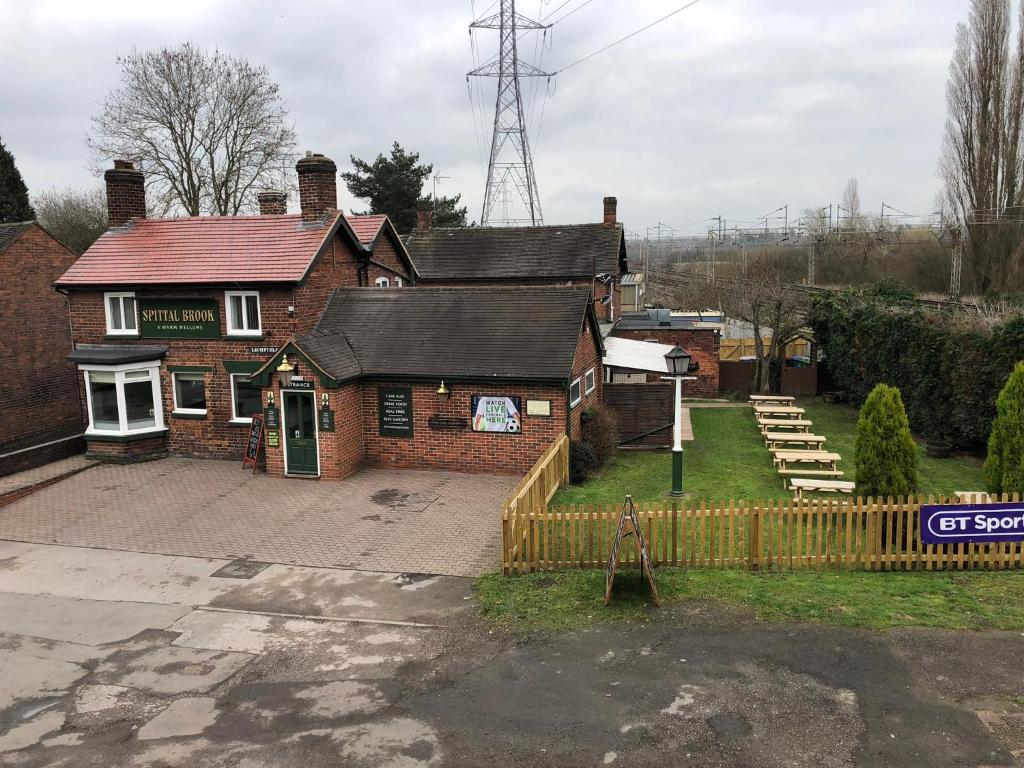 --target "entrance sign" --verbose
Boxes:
[139,299,220,339]
[605,495,660,606]
[921,502,1024,545]
[472,395,522,433]
[284,379,314,391]
[242,412,265,474]
[379,387,413,437]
